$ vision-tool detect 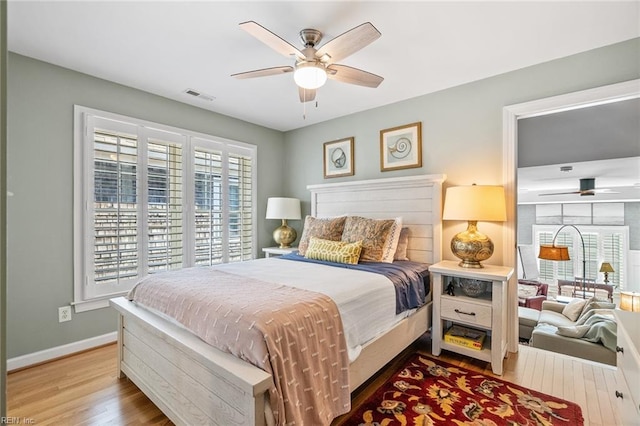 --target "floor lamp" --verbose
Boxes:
[538,224,588,299]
